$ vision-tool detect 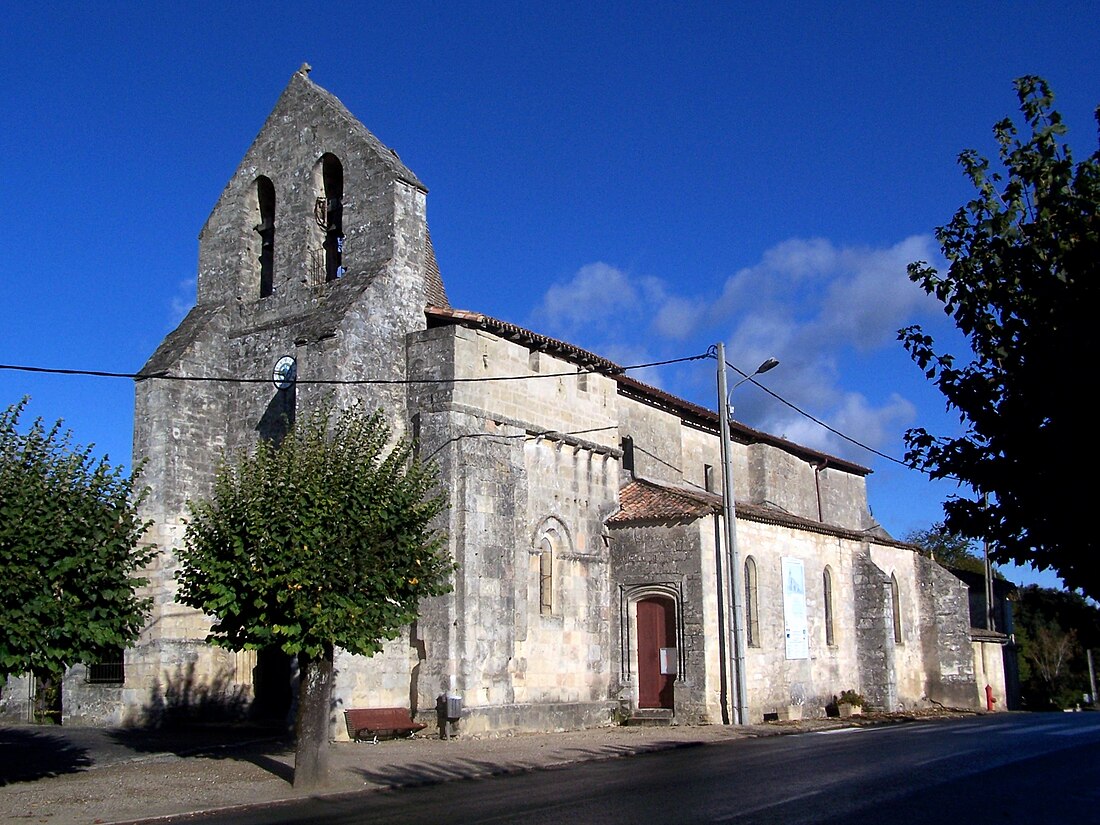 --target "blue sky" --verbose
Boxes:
[2,3,1097,590]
